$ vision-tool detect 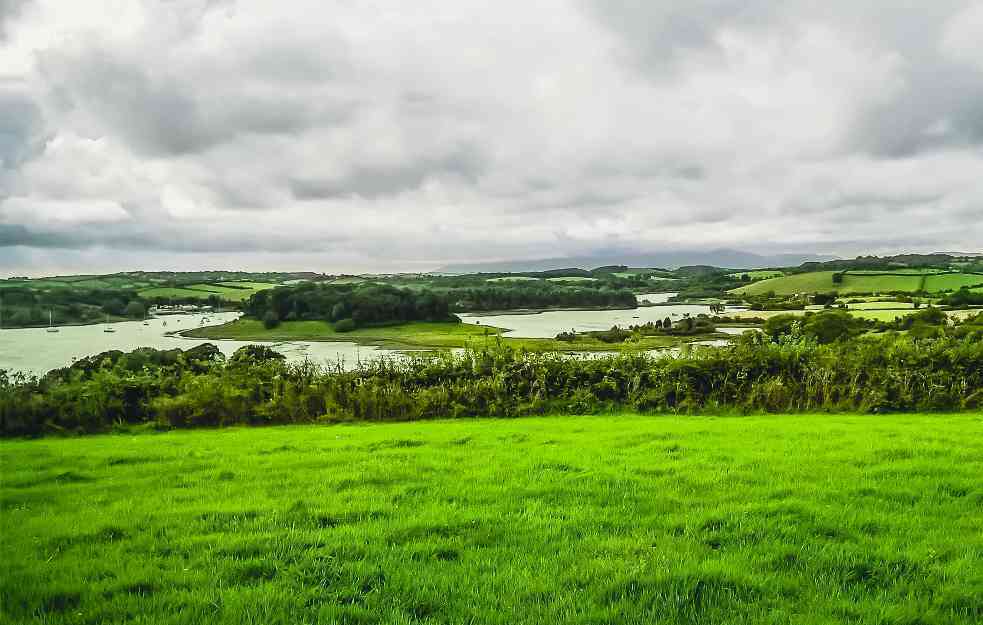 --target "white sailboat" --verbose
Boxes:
[103,312,116,333]
[46,310,59,333]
